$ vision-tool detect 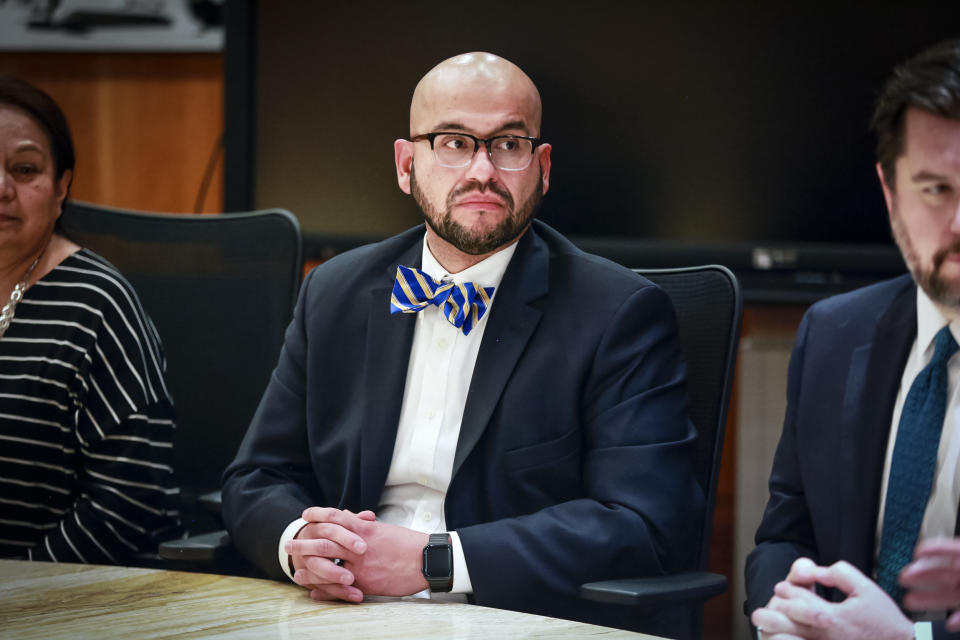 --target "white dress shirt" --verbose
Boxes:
[279,234,518,598]
[876,288,960,632]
